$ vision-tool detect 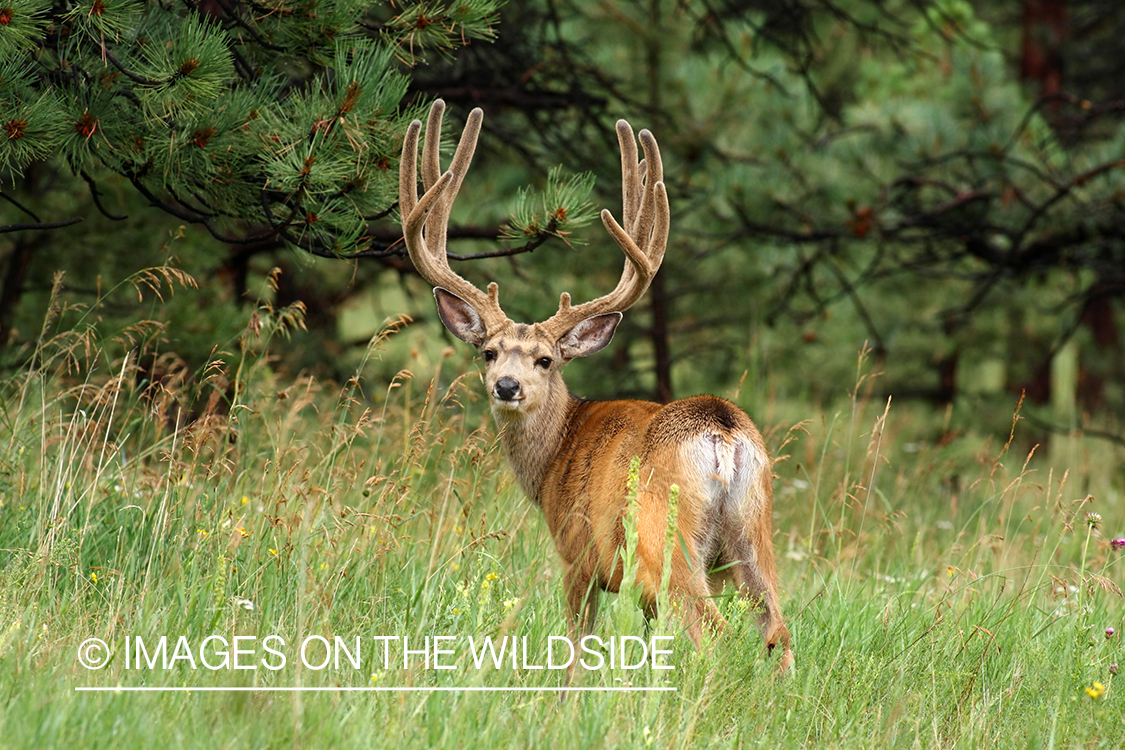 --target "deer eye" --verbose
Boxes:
[535,357,553,369]
[483,349,496,362]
